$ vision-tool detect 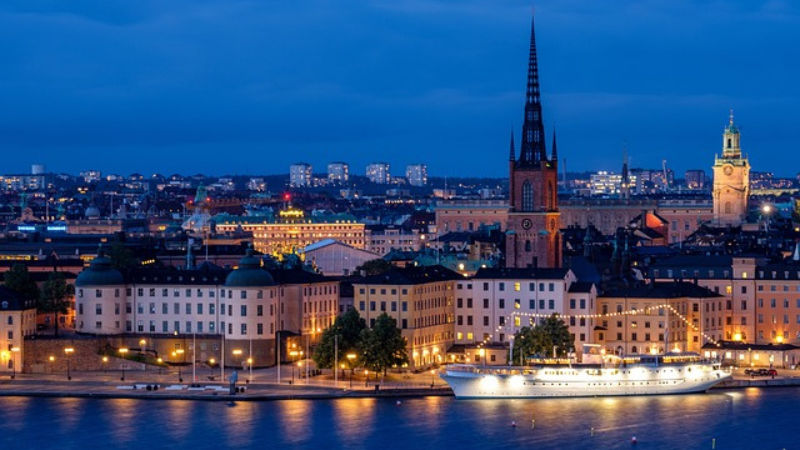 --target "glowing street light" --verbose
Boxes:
[64,347,74,380]
[48,356,55,374]
[10,347,20,379]
[289,350,299,384]
[102,356,108,374]
[119,348,129,381]
[346,353,356,388]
